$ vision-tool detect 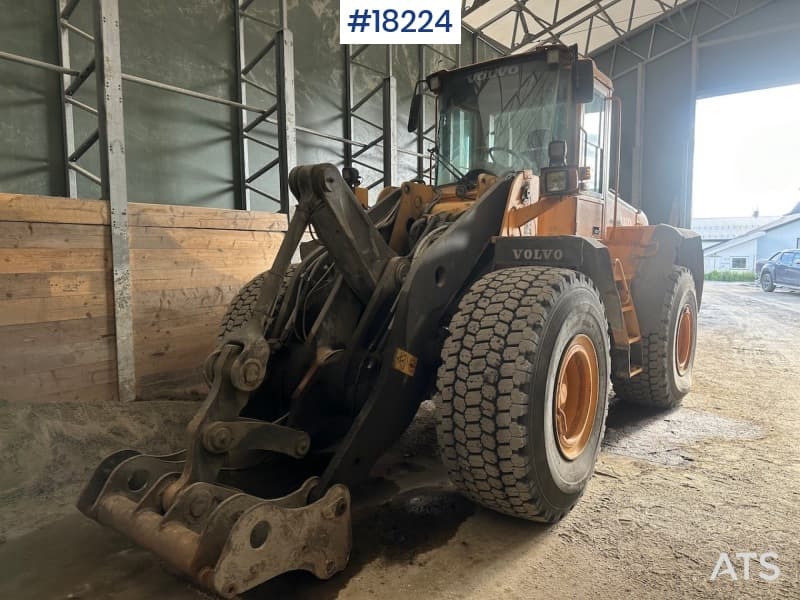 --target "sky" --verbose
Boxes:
[692,83,800,219]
